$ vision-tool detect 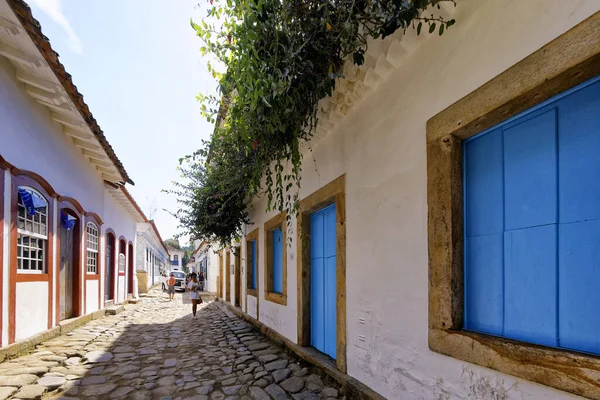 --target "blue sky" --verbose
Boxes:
[27,0,217,245]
